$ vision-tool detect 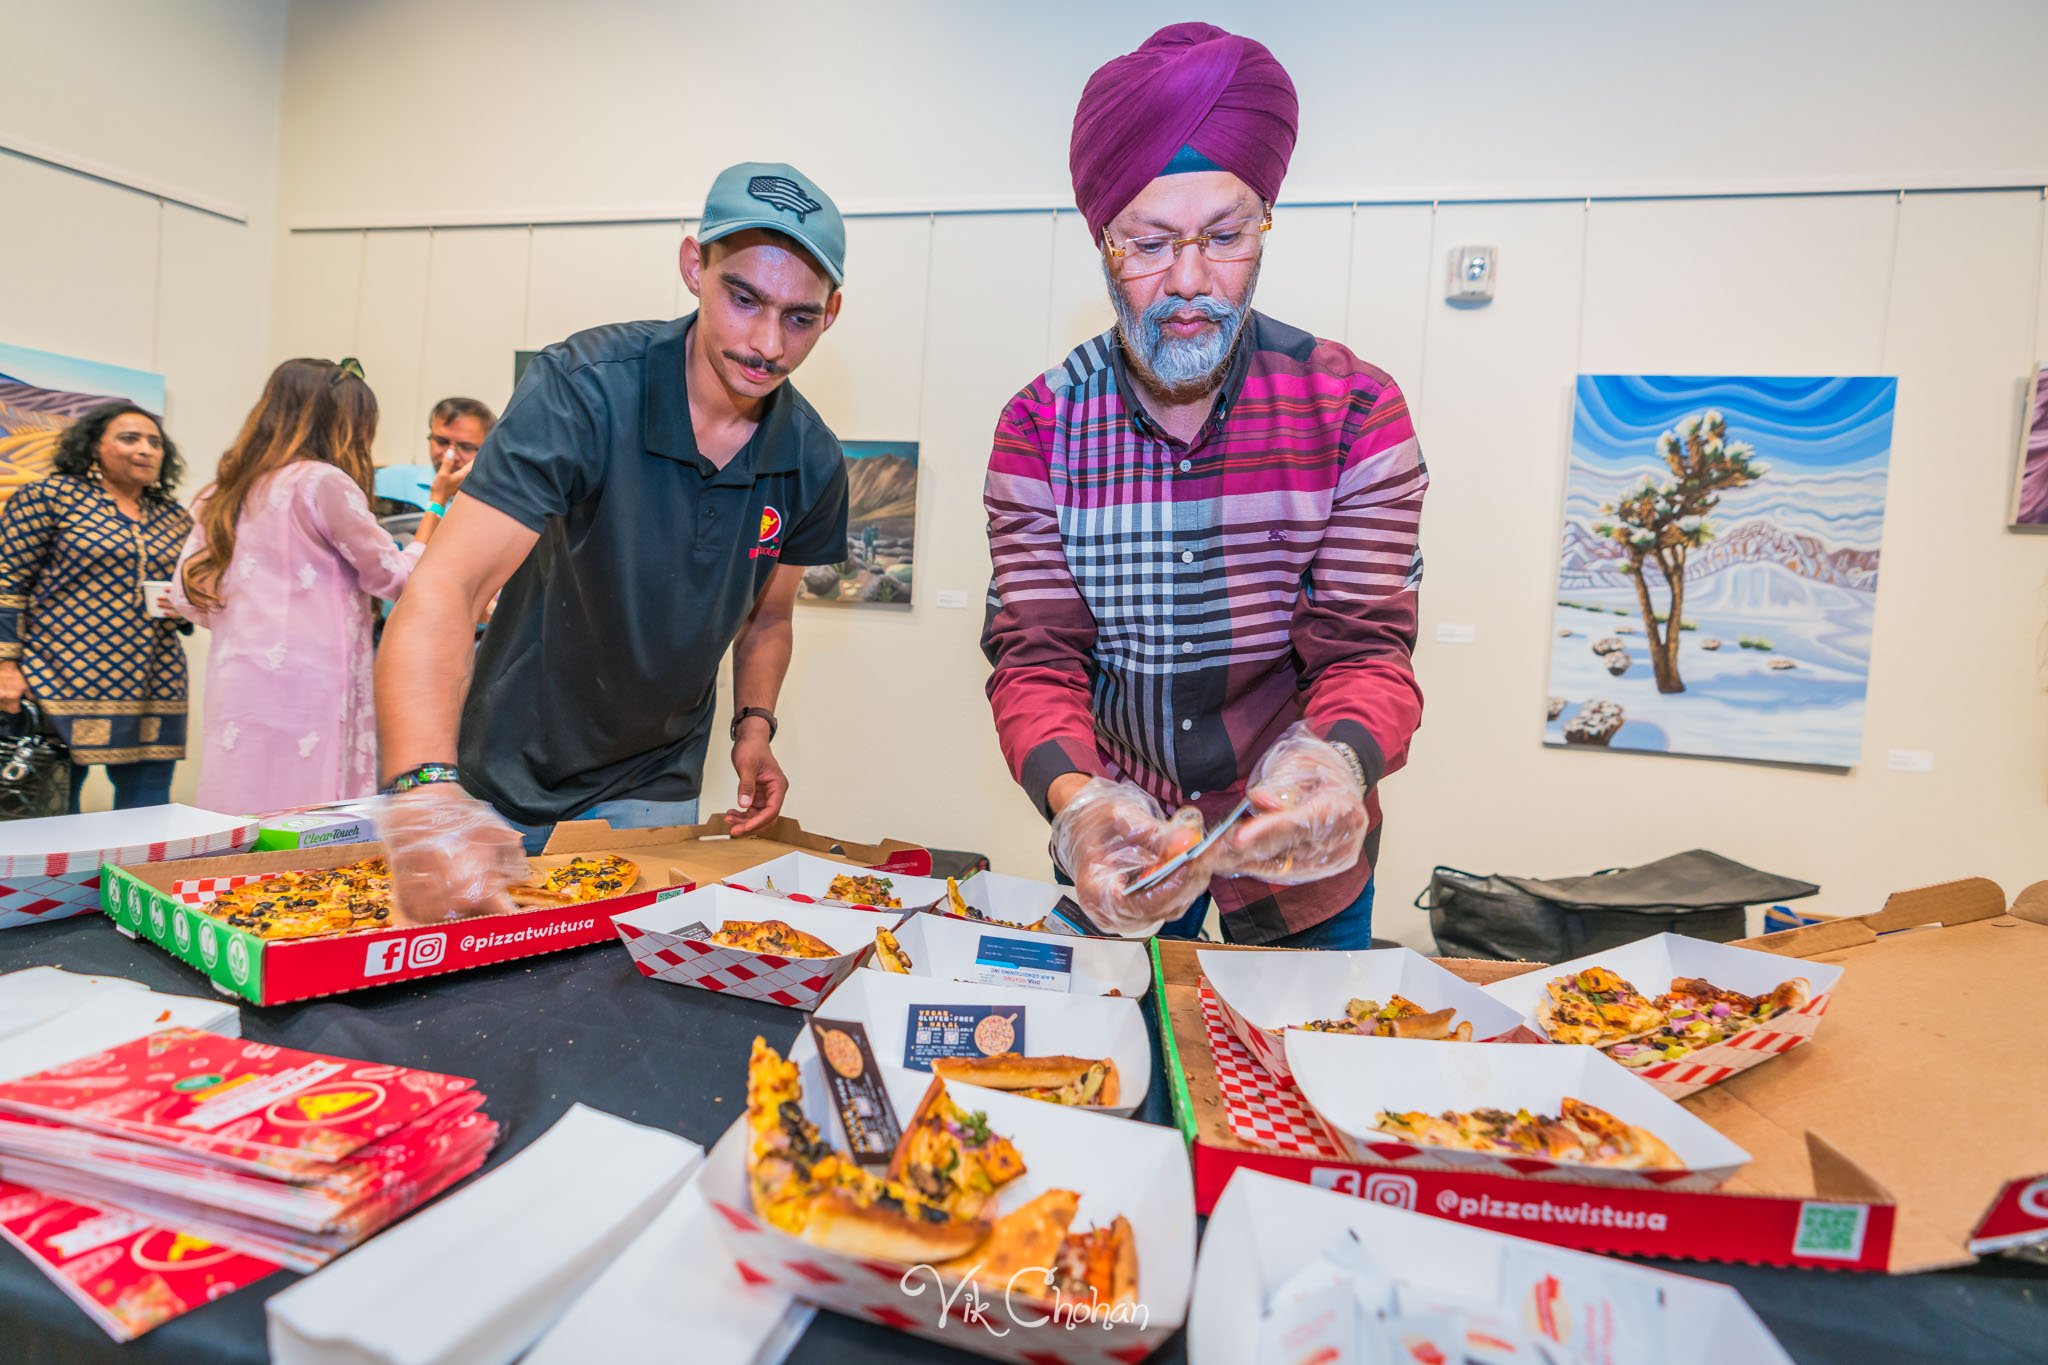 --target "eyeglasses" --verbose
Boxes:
[427,432,481,459]
[329,357,366,386]
[1102,206,1272,278]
